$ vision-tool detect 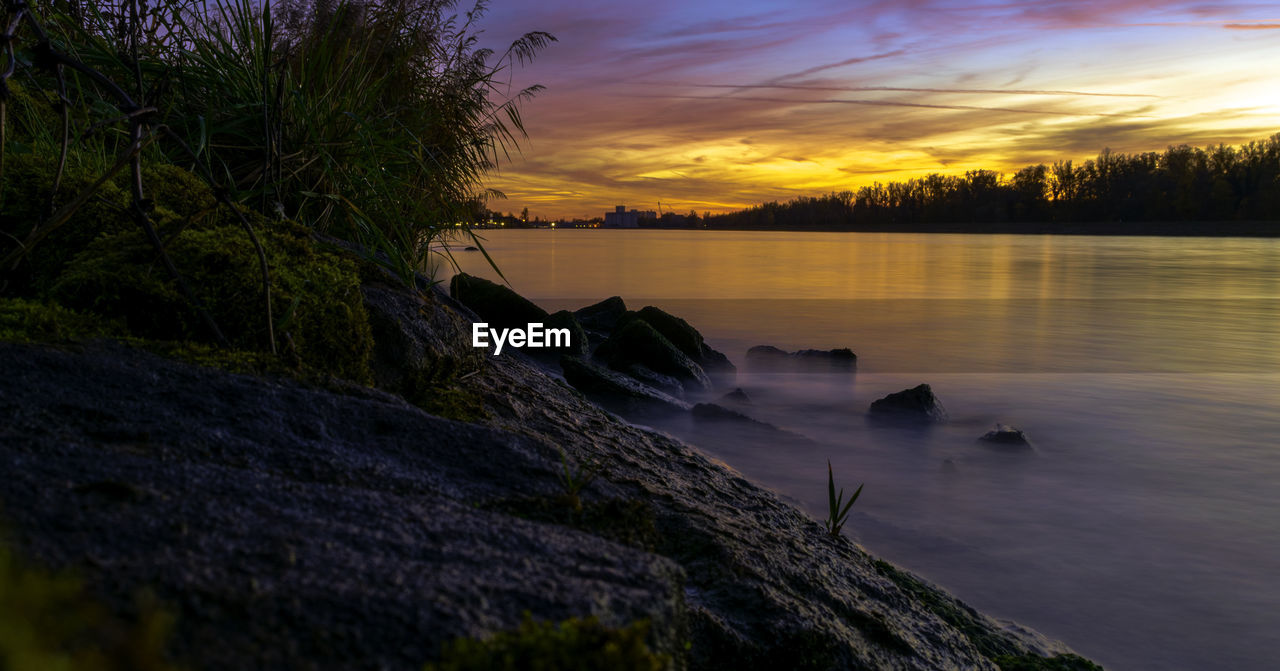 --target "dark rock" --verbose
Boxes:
[623,364,685,397]
[746,345,790,360]
[633,306,703,360]
[747,345,857,372]
[0,342,685,670]
[869,384,948,424]
[448,272,548,332]
[614,306,737,381]
[363,282,484,396]
[559,355,691,416]
[691,402,755,423]
[574,296,628,332]
[545,310,589,358]
[690,403,811,444]
[979,424,1032,447]
[795,348,858,368]
[463,245,479,251]
[698,341,737,379]
[594,319,711,392]
[721,387,751,404]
